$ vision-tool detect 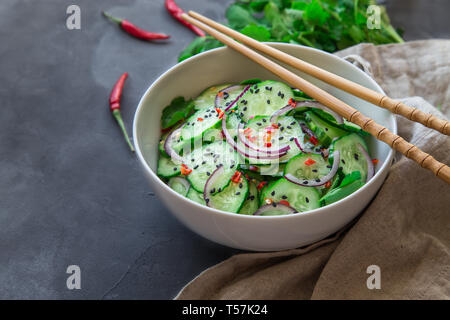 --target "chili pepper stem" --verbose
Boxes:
[103,11,123,25]
[112,109,135,152]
